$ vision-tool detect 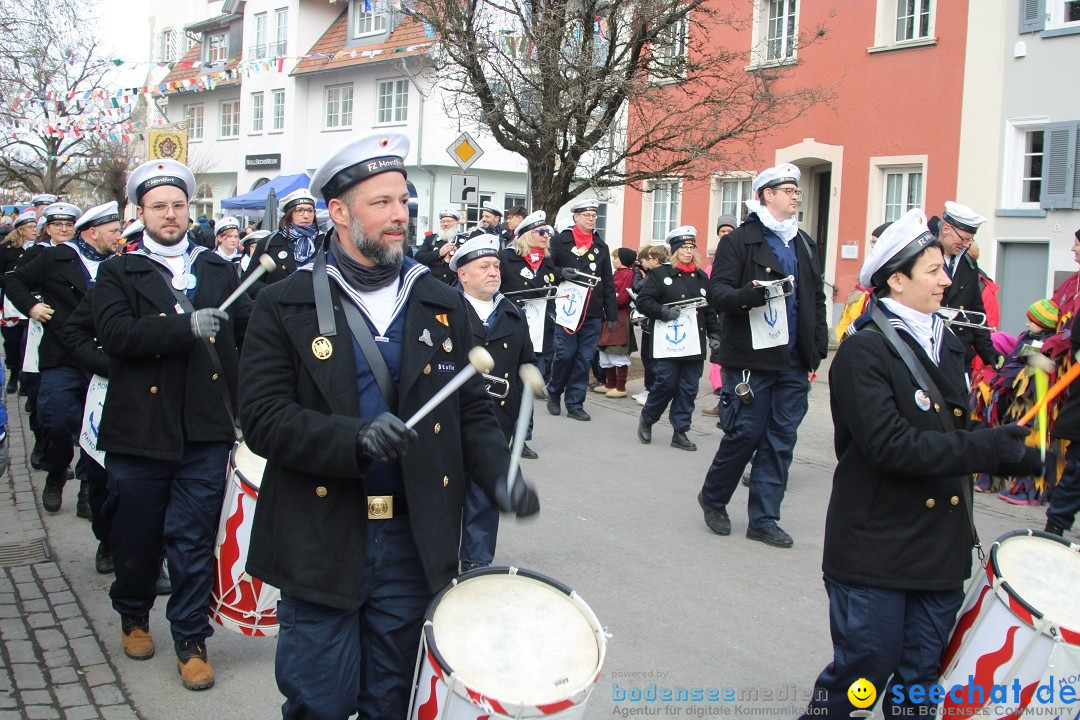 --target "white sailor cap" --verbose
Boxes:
[515,210,547,237]
[36,216,46,233]
[942,201,986,236]
[449,234,500,271]
[752,163,801,195]
[74,201,121,233]
[438,207,461,221]
[121,219,144,239]
[278,188,316,215]
[859,208,935,288]
[309,131,409,202]
[13,209,37,230]
[127,159,196,205]
[42,202,82,224]
[666,225,698,251]
[570,198,599,214]
[481,201,502,217]
[216,216,241,235]
[243,229,271,247]
[31,193,57,207]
